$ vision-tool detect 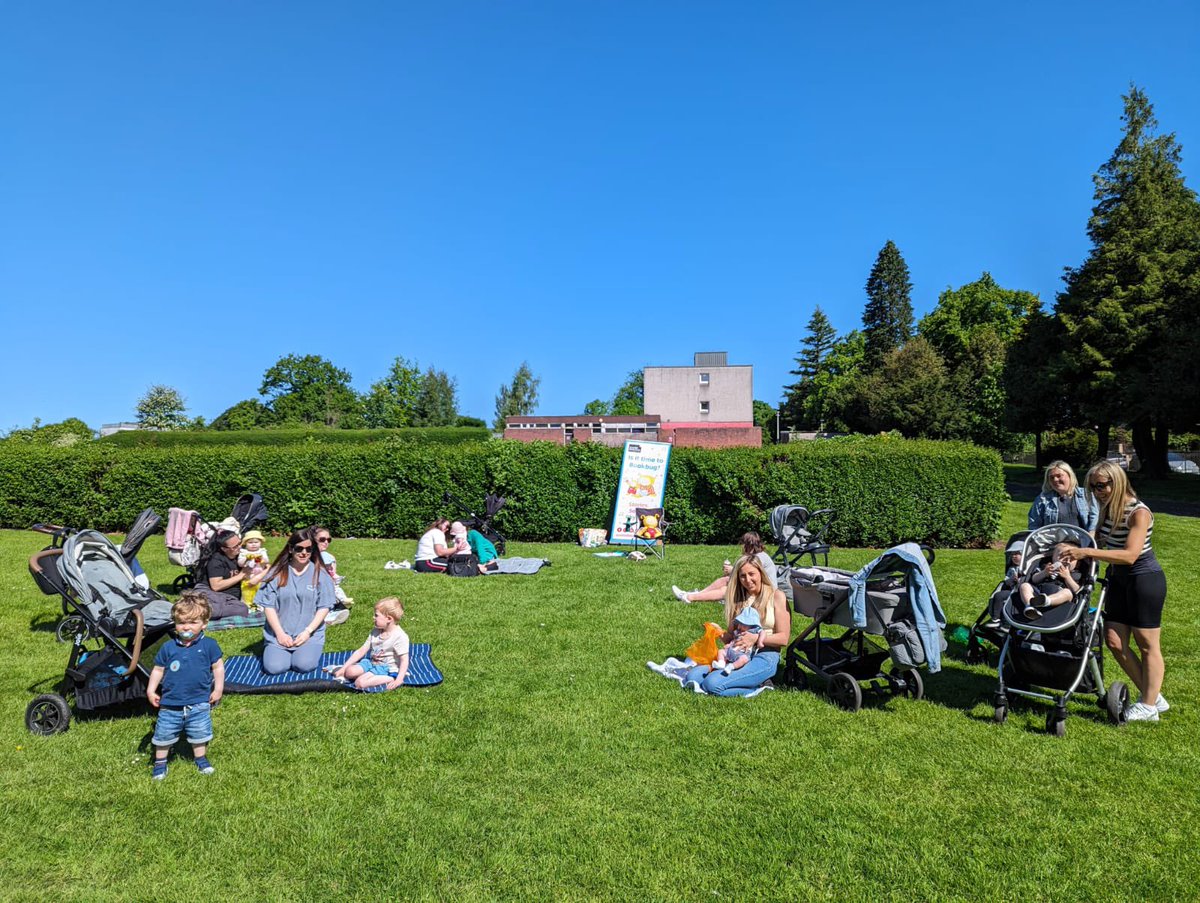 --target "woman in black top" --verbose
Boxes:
[1062,460,1167,723]
[196,529,251,620]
